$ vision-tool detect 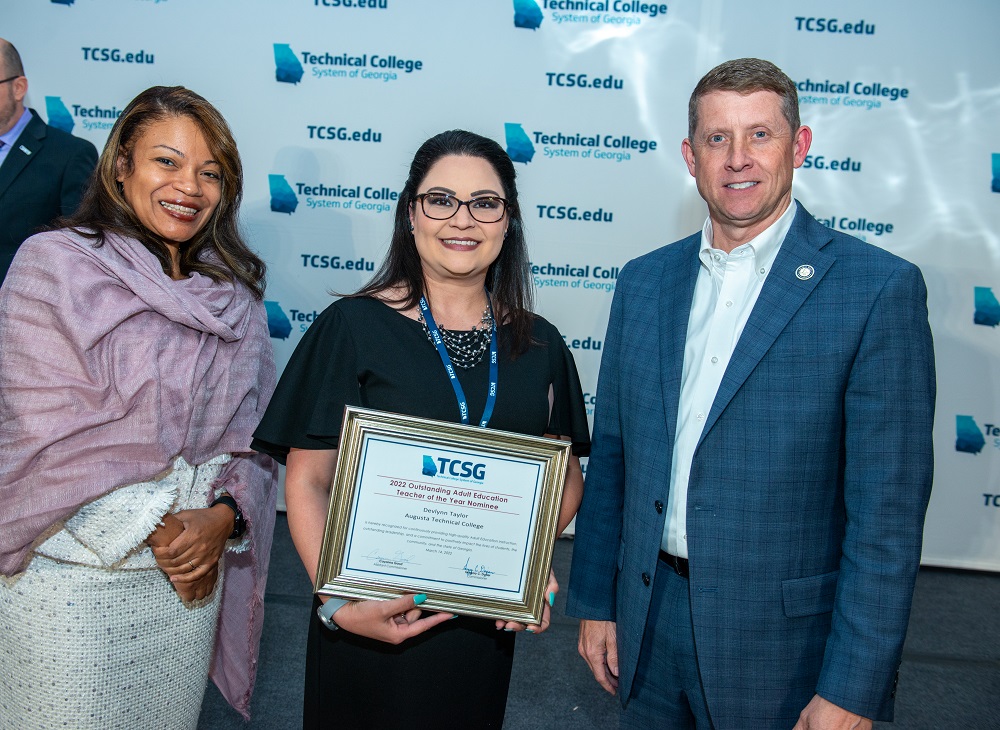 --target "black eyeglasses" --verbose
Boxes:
[415,193,509,224]
[0,76,22,86]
